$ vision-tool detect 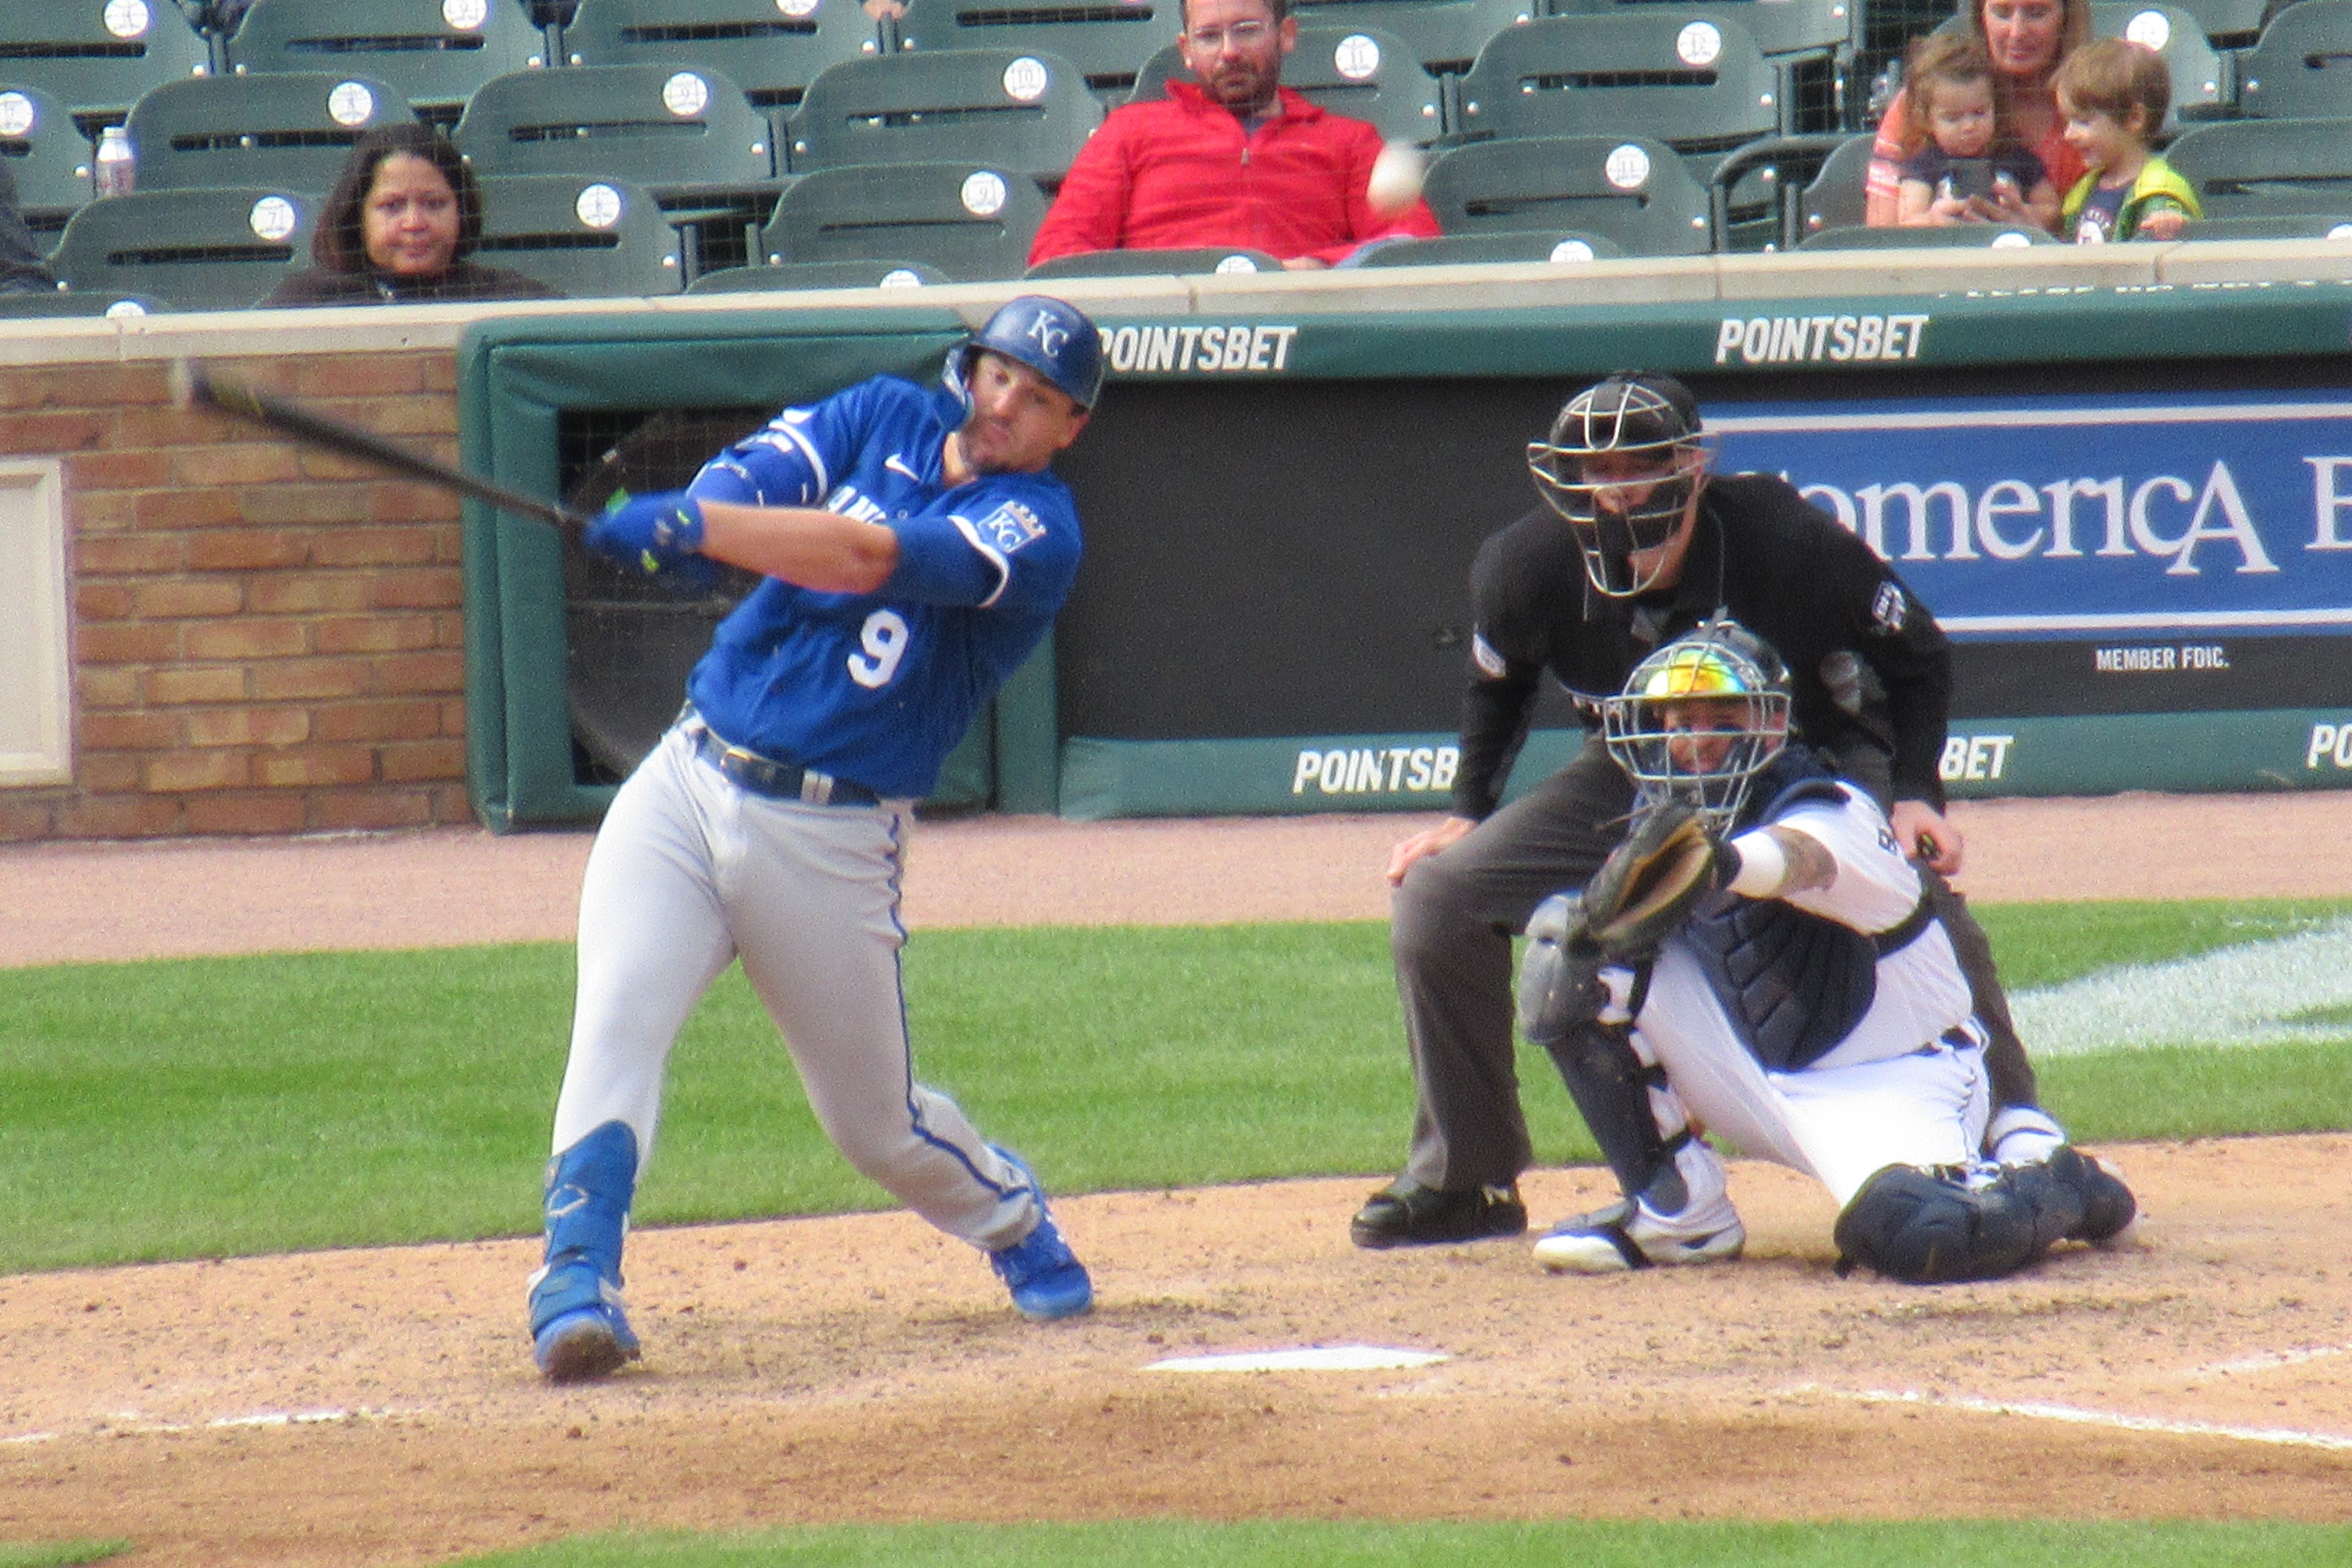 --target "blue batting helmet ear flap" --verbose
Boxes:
[966,294,1104,409]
